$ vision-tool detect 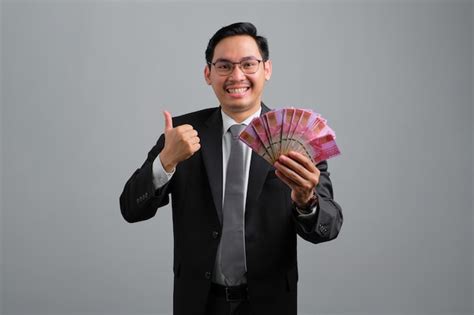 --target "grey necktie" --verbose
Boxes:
[220,124,247,285]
